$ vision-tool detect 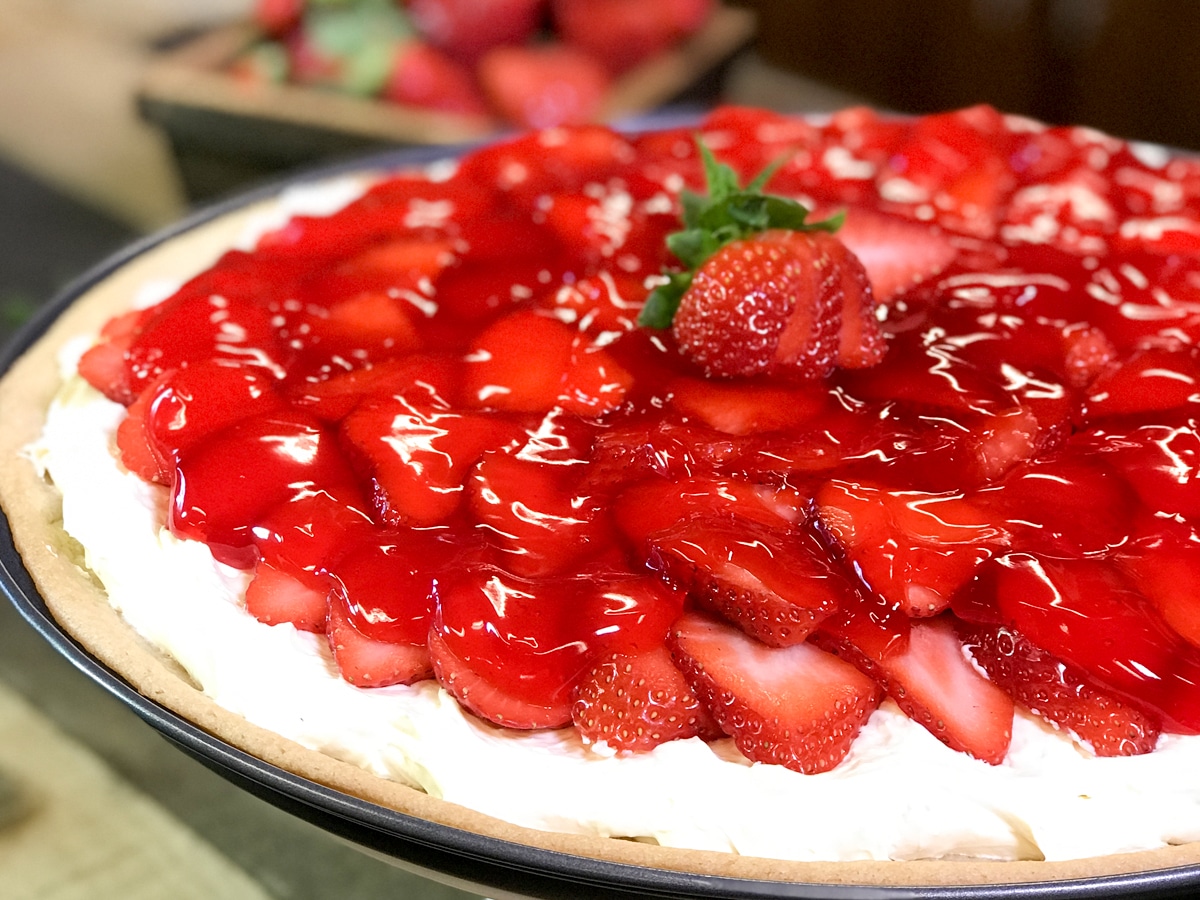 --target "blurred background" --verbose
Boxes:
[1,1,1199,897]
